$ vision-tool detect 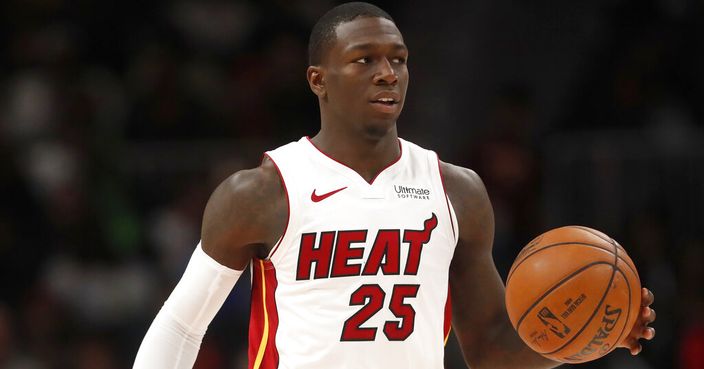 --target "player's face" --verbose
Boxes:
[320,17,409,137]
